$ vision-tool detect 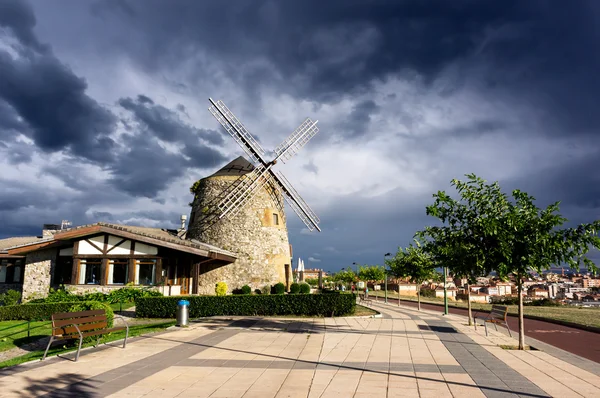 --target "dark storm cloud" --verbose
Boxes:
[0,0,46,51]
[344,100,380,138]
[118,95,224,146]
[0,0,117,163]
